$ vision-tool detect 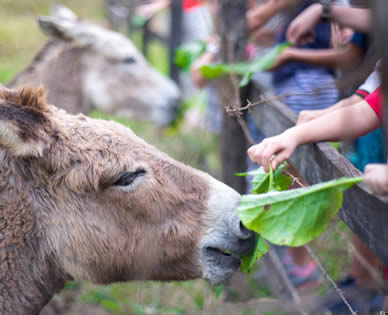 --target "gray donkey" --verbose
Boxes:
[8,5,180,126]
